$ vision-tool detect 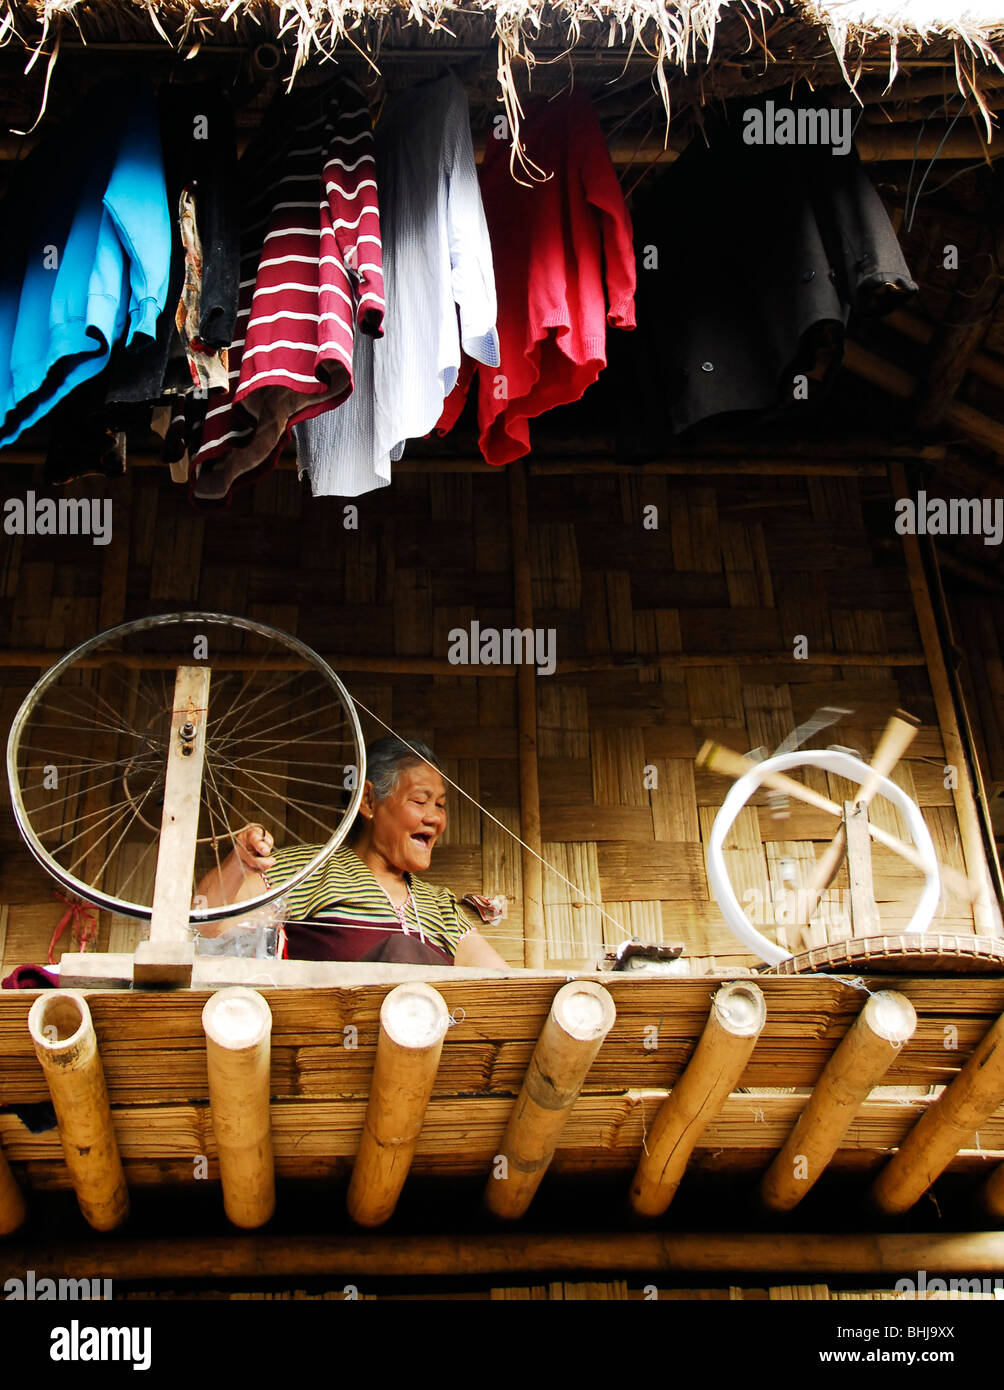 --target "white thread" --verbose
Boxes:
[447,1007,466,1028]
